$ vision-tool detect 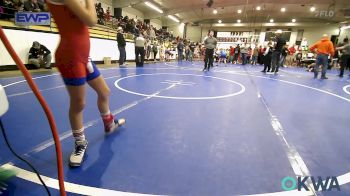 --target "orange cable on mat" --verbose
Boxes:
[0,26,66,196]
